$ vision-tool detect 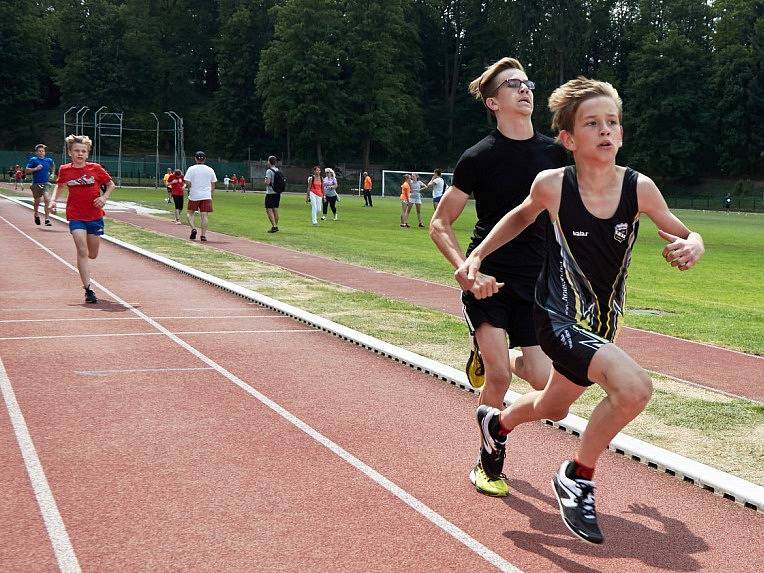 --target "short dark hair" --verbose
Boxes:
[35,144,46,151]
[434,169,442,176]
